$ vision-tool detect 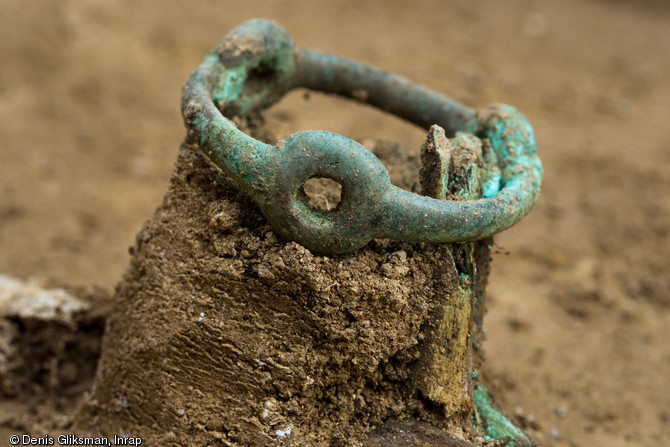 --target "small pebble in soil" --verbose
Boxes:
[556,406,567,419]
